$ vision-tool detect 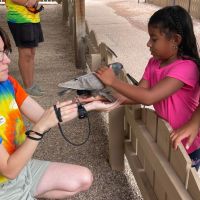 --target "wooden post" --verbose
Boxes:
[172,0,176,6]
[188,0,191,13]
[62,0,69,22]
[74,0,86,68]
[108,106,125,171]
[68,0,74,34]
